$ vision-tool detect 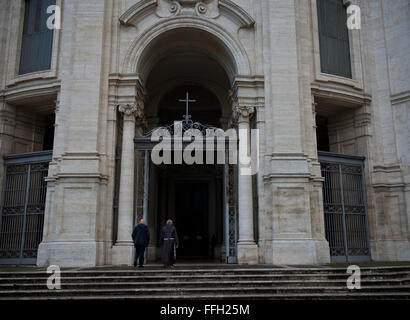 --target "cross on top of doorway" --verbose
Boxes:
[179,92,196,123]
